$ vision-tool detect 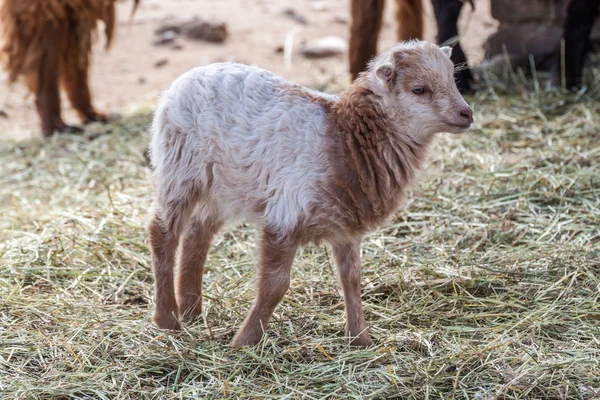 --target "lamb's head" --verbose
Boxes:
[366,40,473,137]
